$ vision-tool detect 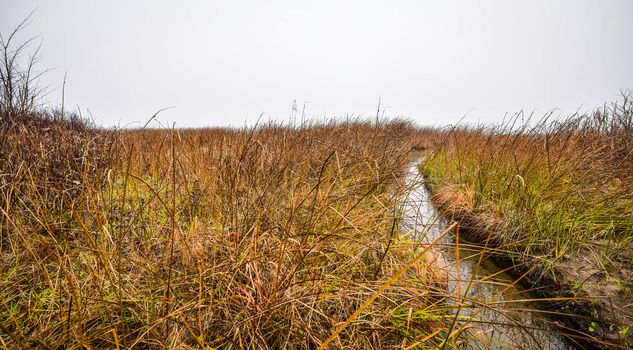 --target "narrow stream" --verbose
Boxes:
[401,161,576,350]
